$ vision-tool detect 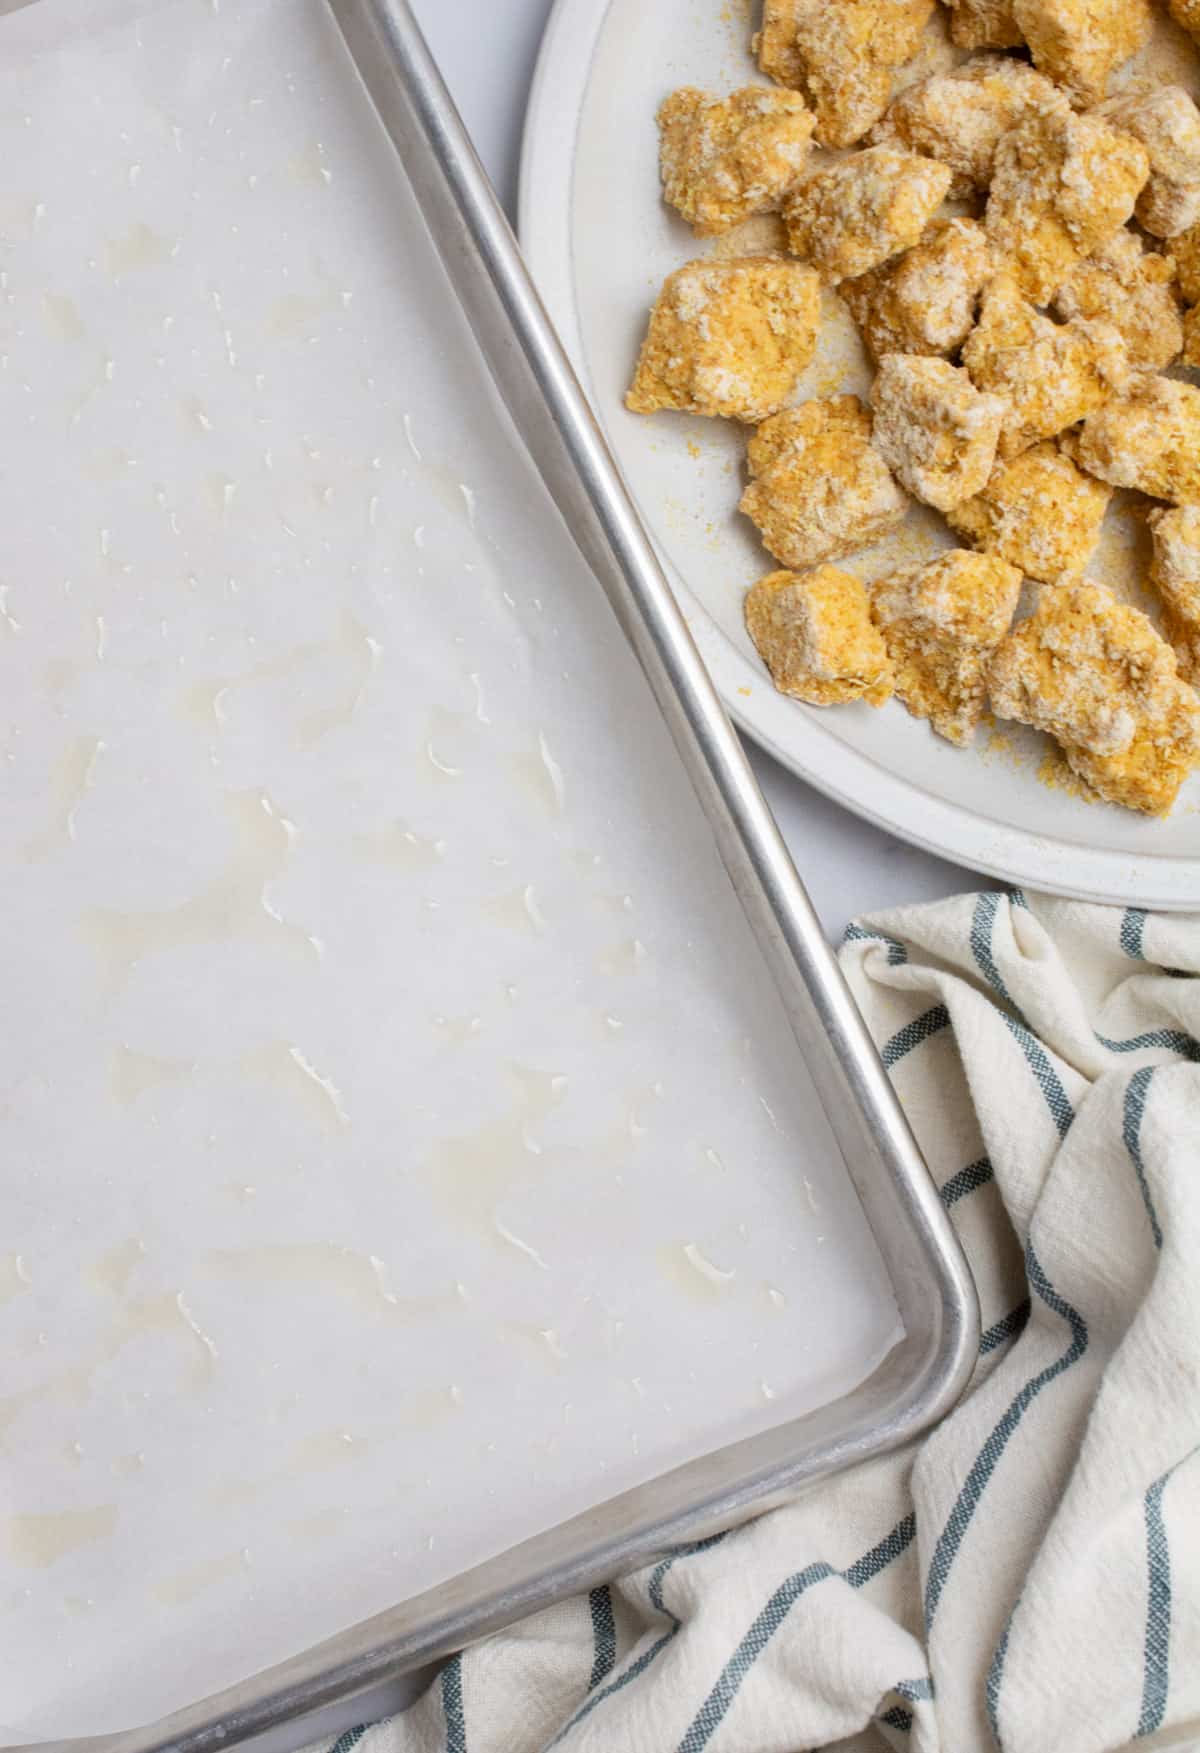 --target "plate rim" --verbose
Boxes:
[517,0,1200,910]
